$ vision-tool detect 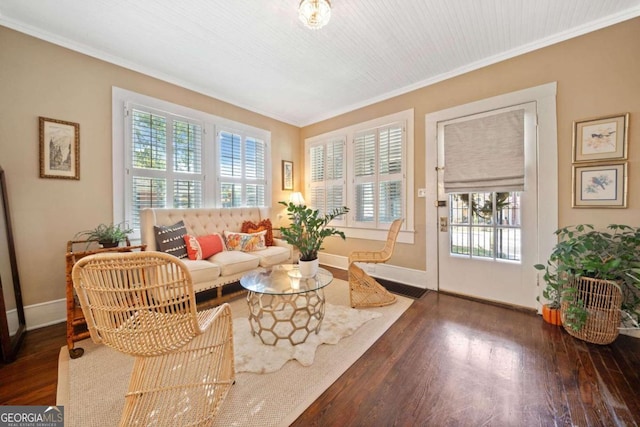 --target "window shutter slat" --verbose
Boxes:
[132,110,167,170]
[173,120,202,174]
